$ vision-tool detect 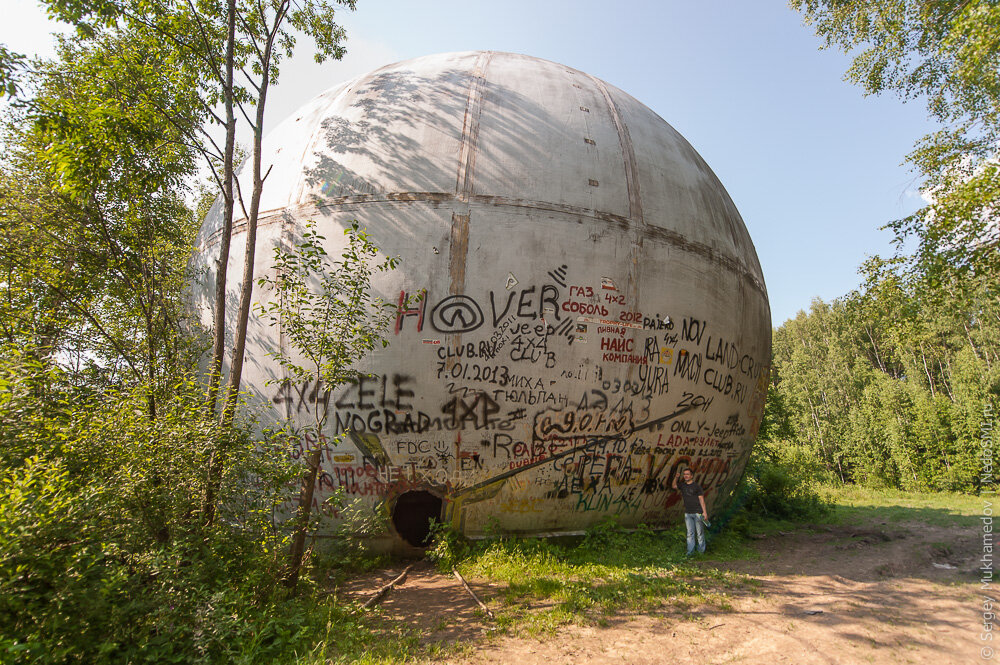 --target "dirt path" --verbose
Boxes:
[343,519,981,664]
